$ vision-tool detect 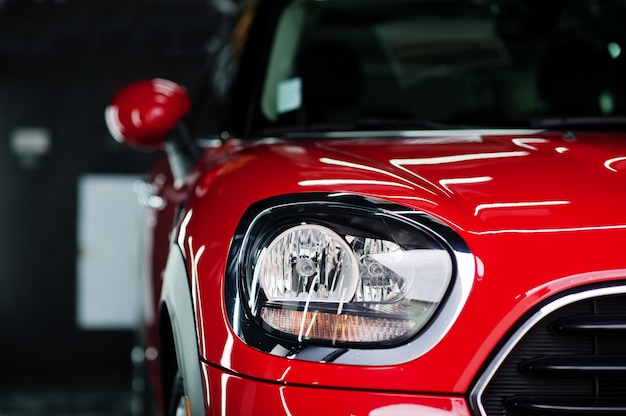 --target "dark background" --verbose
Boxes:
[0,0,222,408]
